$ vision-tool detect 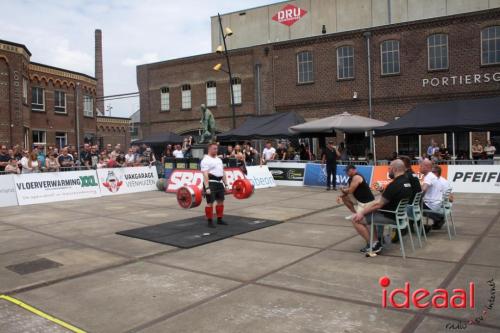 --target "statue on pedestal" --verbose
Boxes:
[199,104,216,144]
